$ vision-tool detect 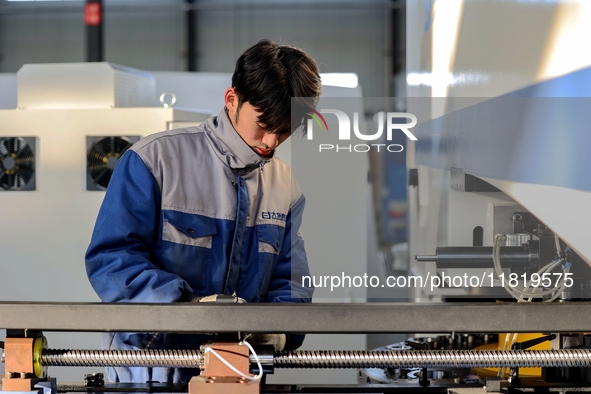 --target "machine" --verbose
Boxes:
[3,302,591,393]
[0,62,210,382]
[3,72,591,394]
[4,1,591,391]
[396,0,591,391]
